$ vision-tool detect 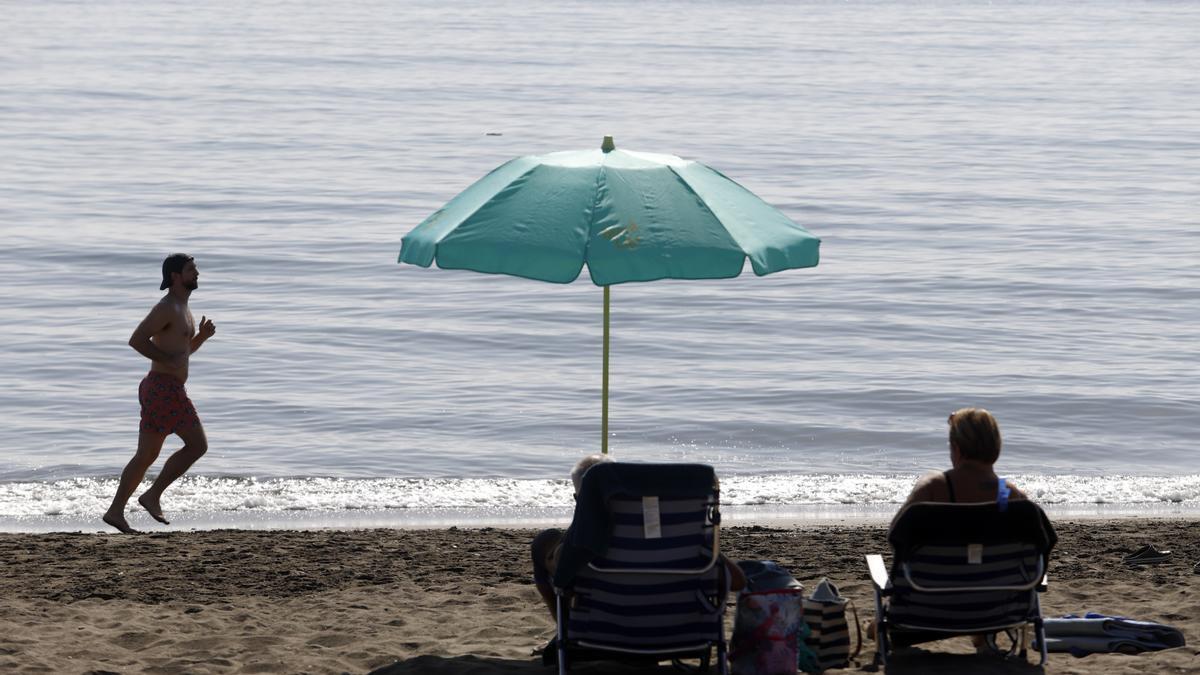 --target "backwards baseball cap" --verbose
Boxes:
[160,253,194,290]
